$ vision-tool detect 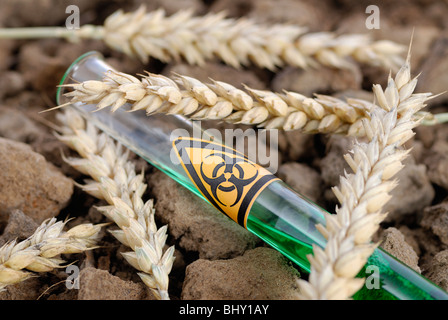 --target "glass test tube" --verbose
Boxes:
[57,51,448,300]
